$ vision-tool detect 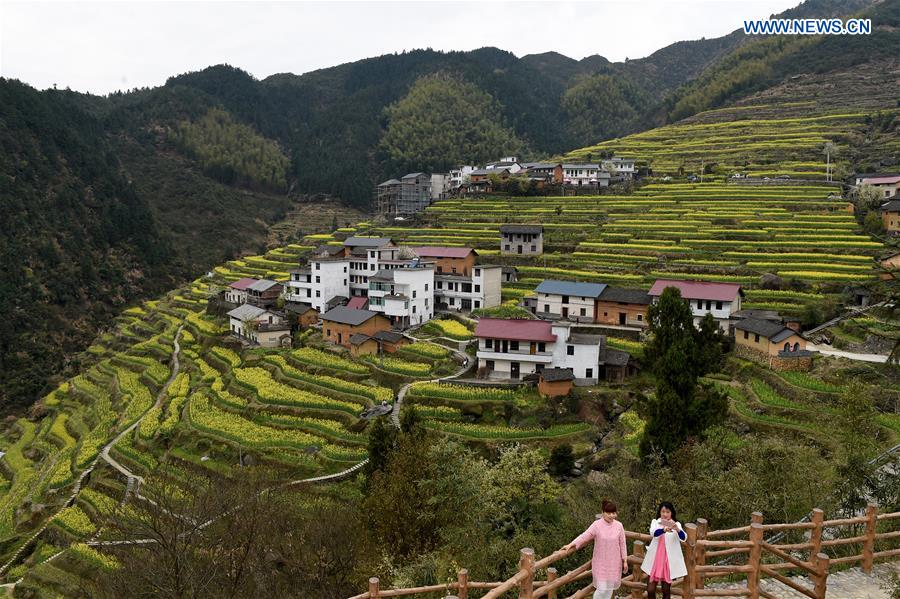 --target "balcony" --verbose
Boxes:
[476,349,553,364]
